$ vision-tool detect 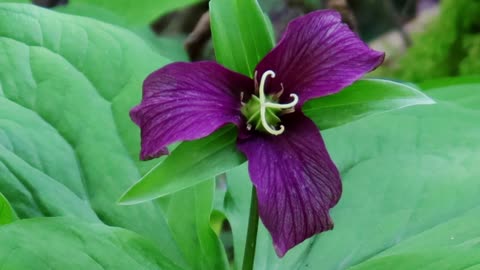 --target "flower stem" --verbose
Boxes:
[242,186,259,270]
